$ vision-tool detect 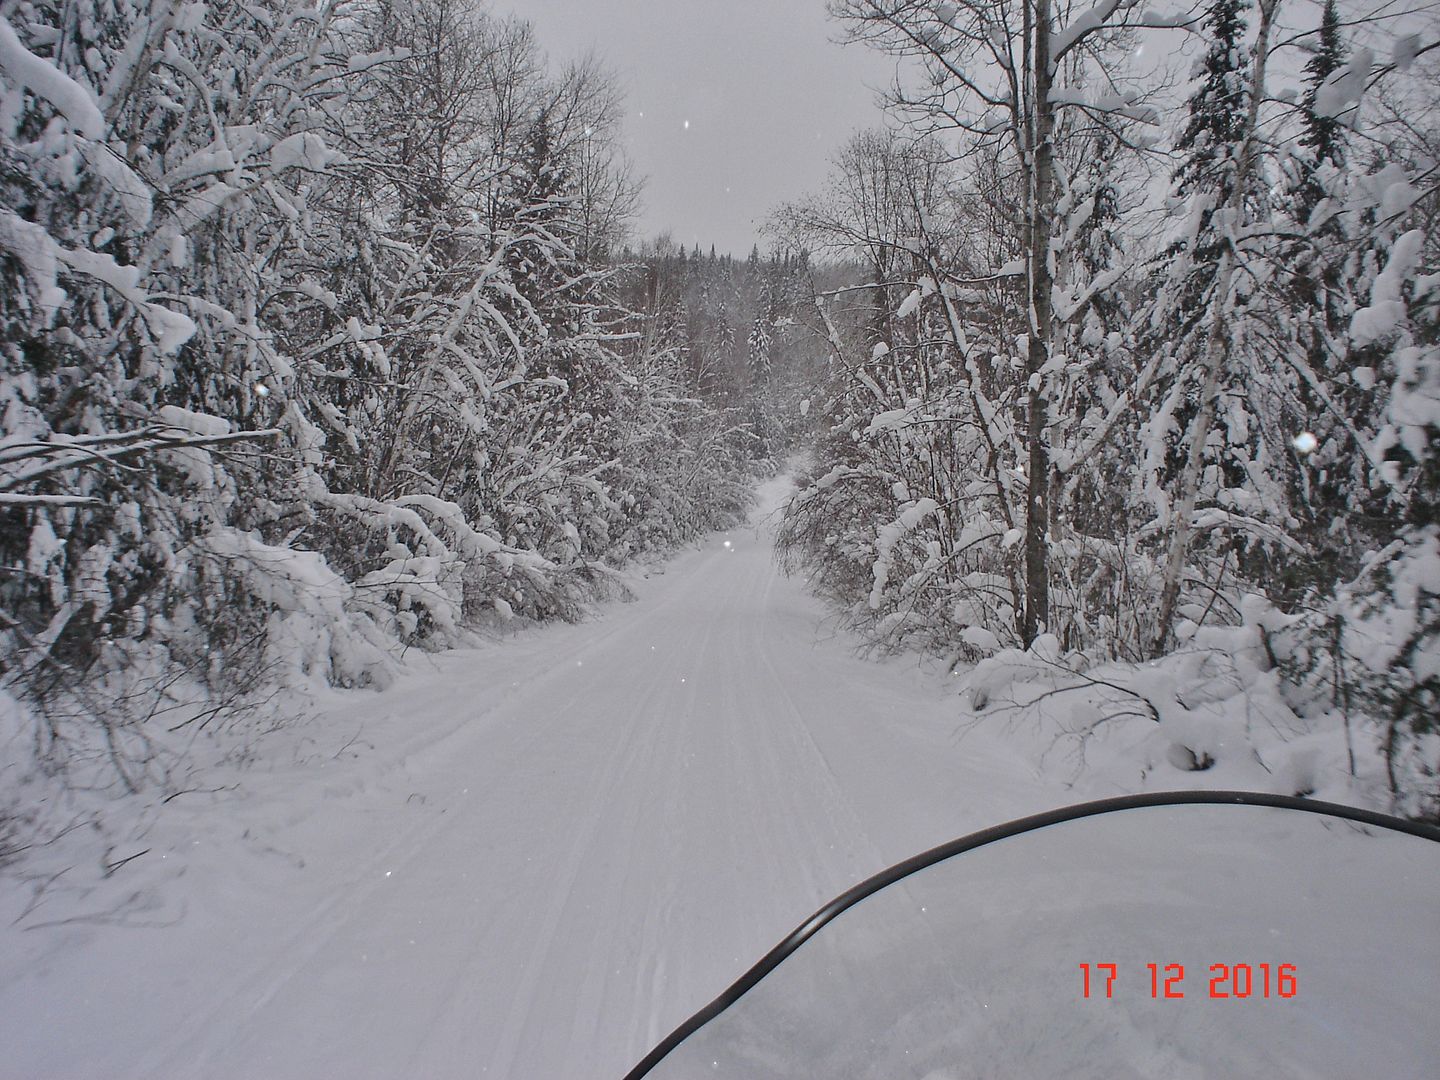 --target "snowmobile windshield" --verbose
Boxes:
[625,792,1440,1080]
